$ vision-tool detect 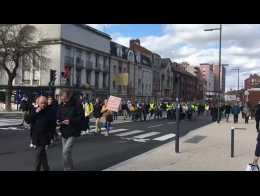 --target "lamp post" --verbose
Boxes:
[175,73,181,153]
[204,24,222,123]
